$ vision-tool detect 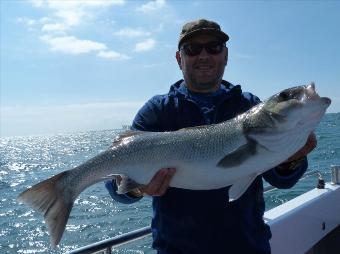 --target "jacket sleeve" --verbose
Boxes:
[105,96,163,204]
[131,96,163,131]
[105,179,143,204]
[243,92,309,189]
